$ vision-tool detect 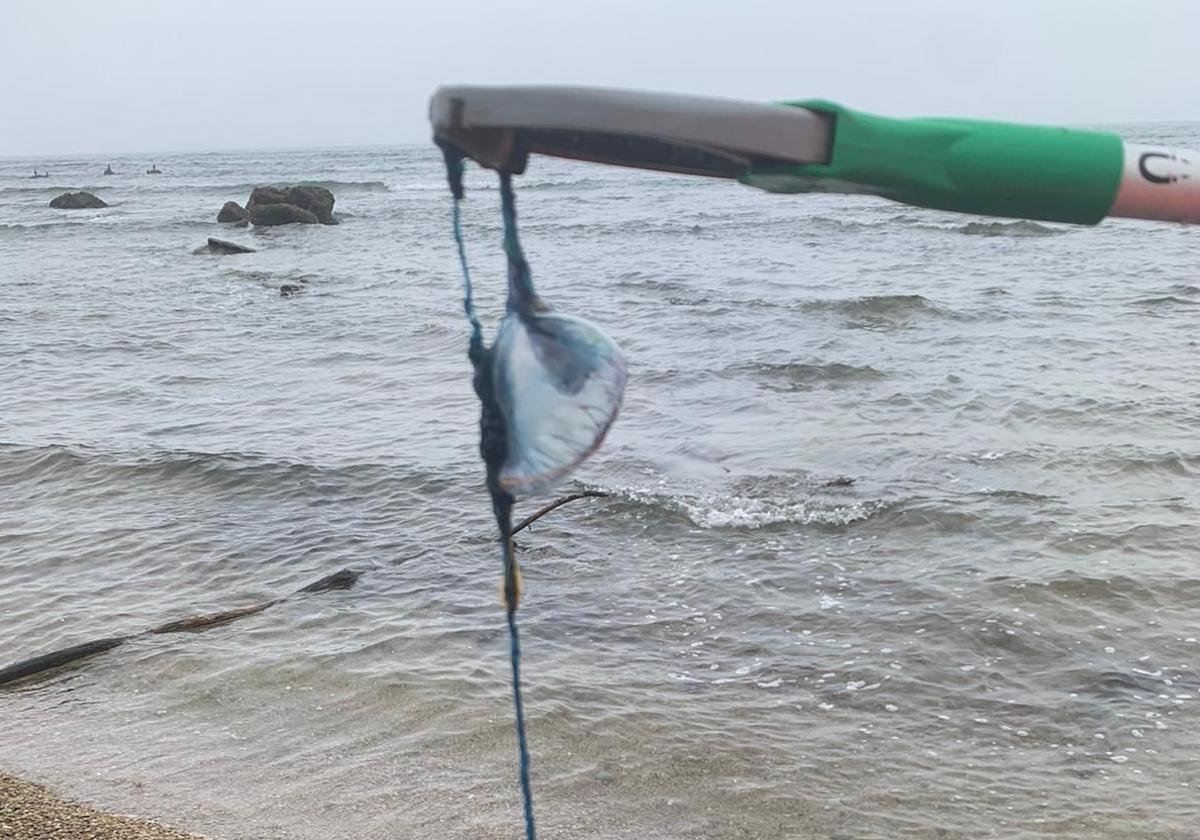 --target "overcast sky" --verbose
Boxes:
[2,0,1197,156]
